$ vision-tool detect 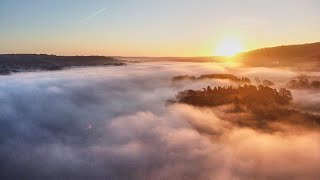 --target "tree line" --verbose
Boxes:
[287,75,320,89]
[172,74,251,84]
